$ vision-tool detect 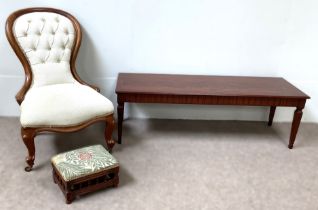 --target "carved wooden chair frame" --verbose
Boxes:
[6,7,115,172]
